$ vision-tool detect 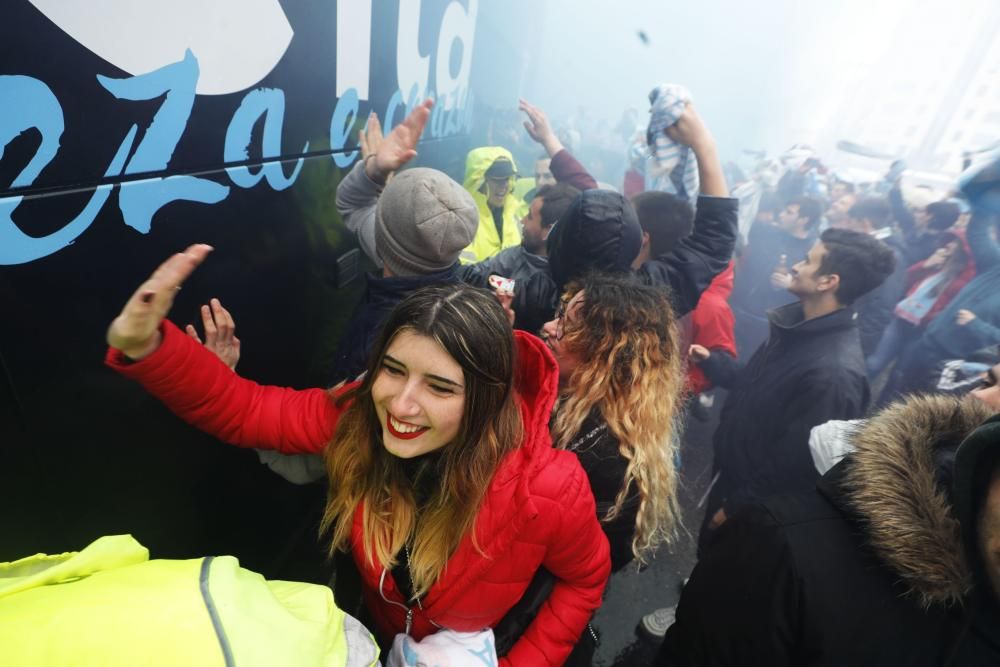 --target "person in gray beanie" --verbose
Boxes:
[330,100,478,384]
[374,167,479,276]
